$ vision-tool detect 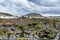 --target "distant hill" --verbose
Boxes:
[0,12,13,16]
[24,13,43,17]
